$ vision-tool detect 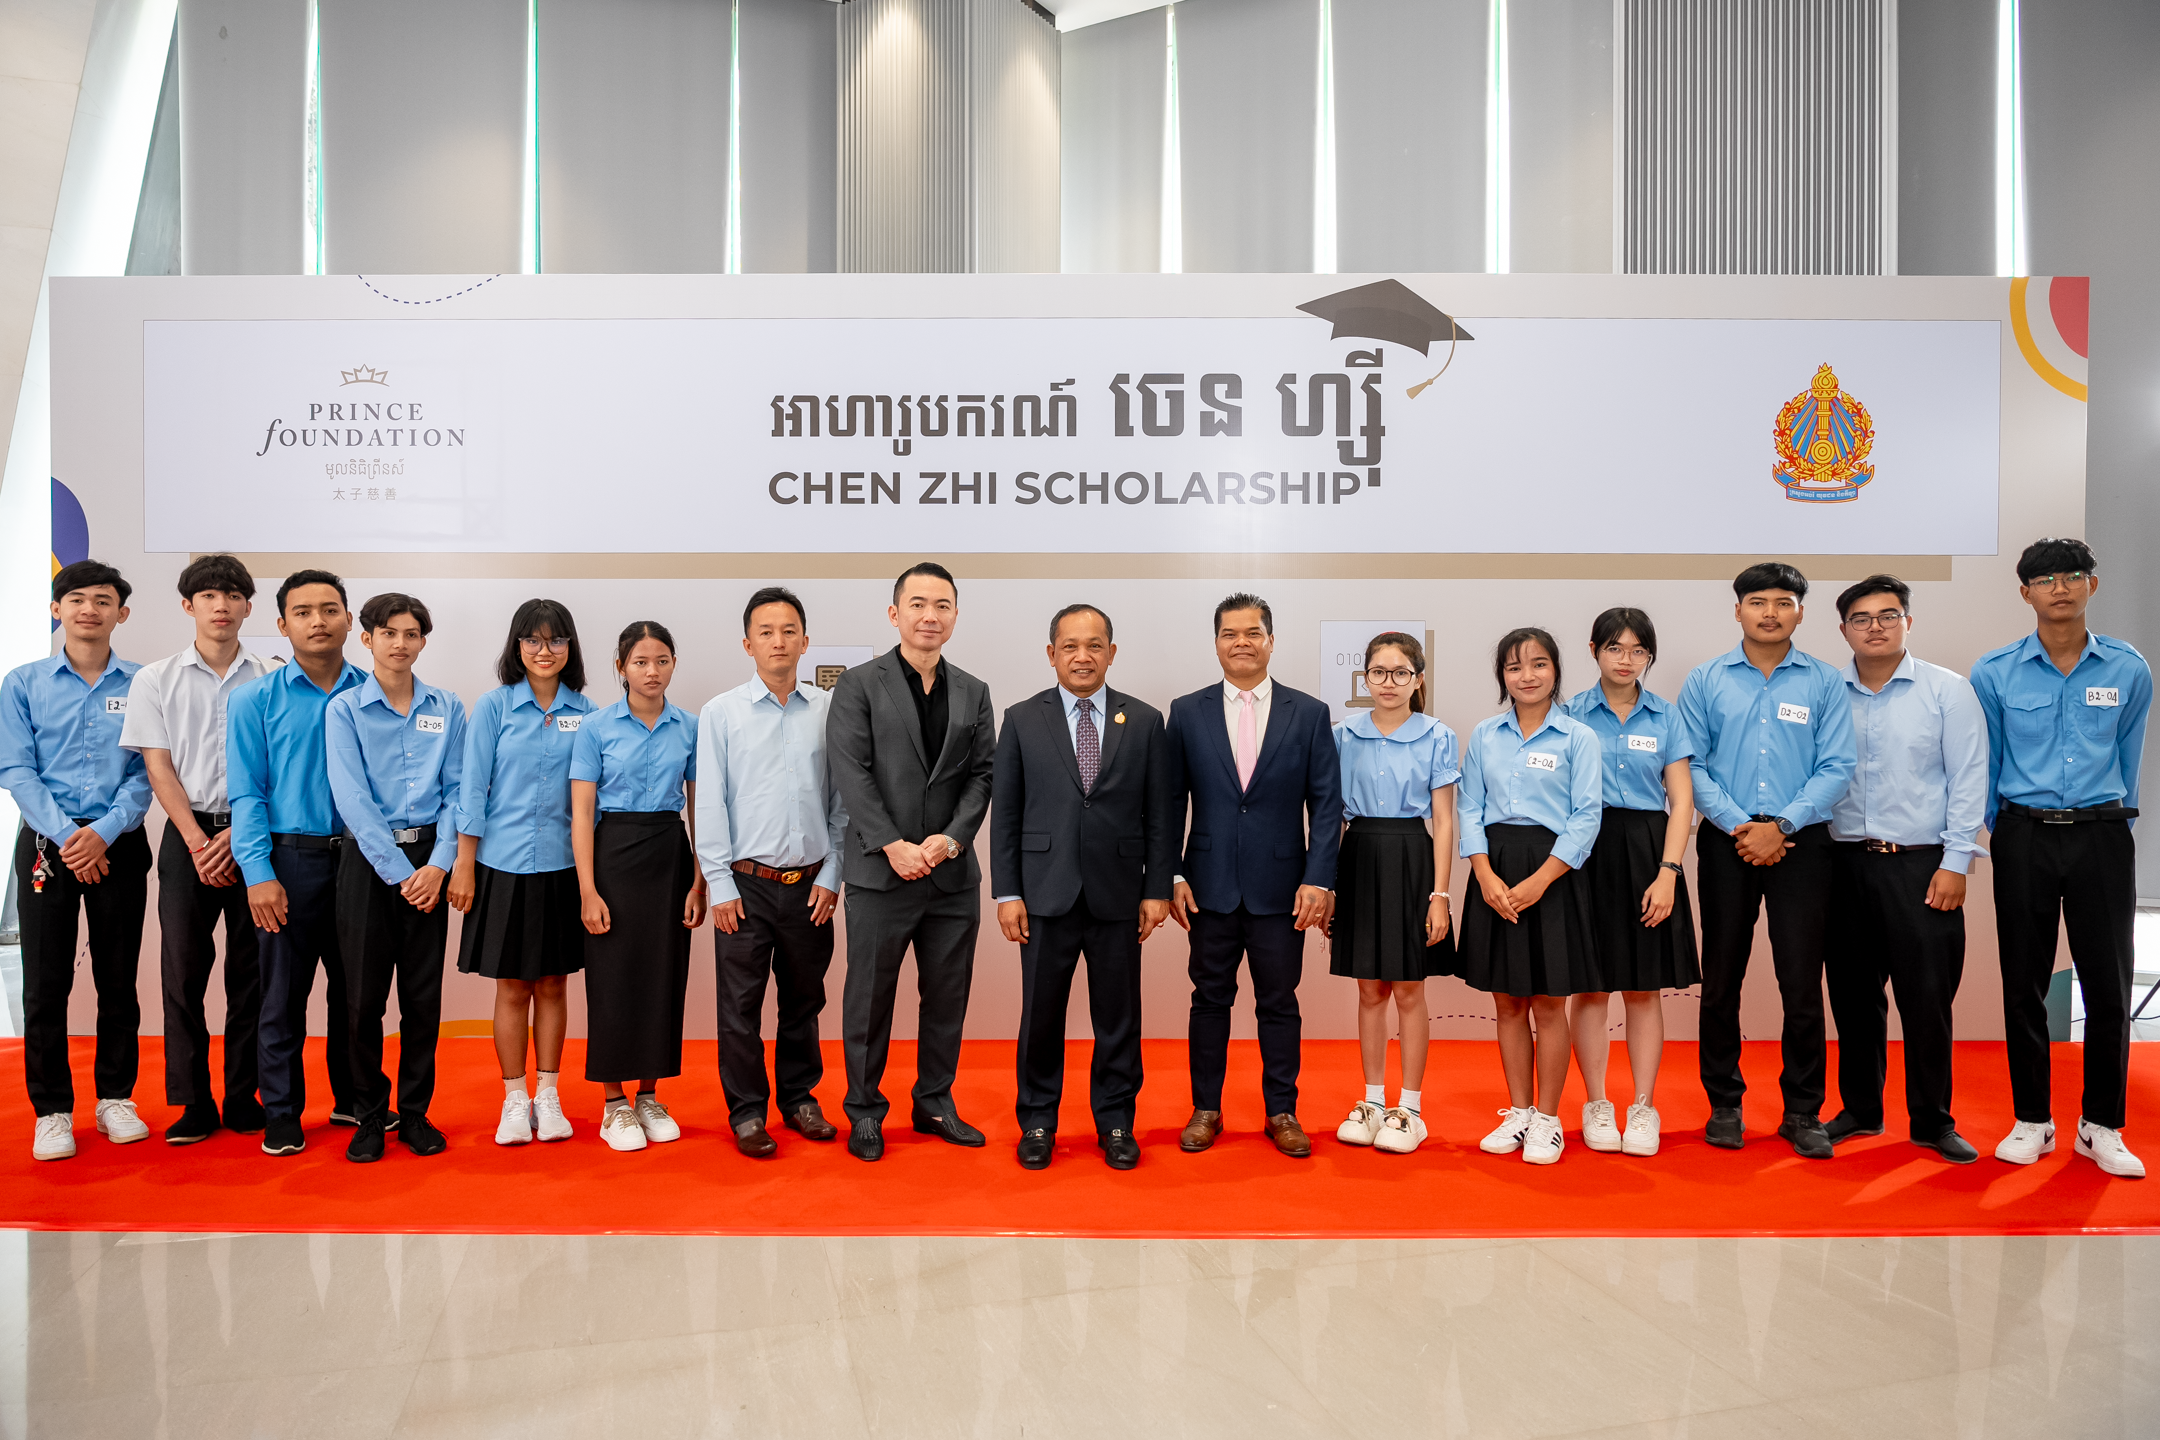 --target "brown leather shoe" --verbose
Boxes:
[1180,1109,1224,1152]
[734,1121,778,1158]
[1266,1113,1313,1158]
[783,1100,837,1142]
